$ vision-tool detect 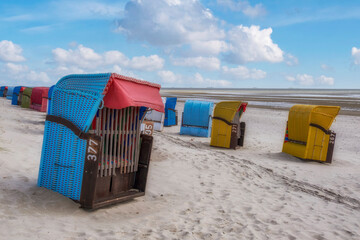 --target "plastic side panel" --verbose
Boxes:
[164,109,175,126]
[180,126,210,137]
[282,142,307,159]
[305,127,330,161]
[145,110,164,123]
[210,119,231,148]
